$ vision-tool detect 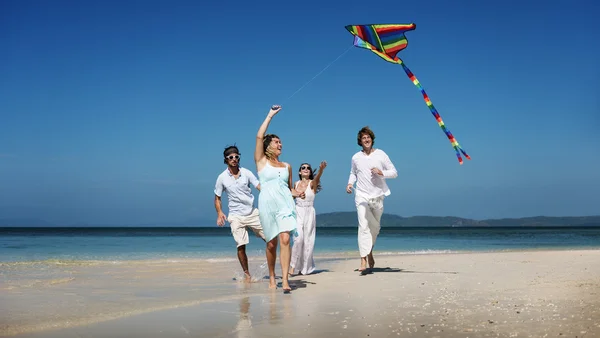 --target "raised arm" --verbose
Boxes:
[254,105,281,169]
[311,161,327,192]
